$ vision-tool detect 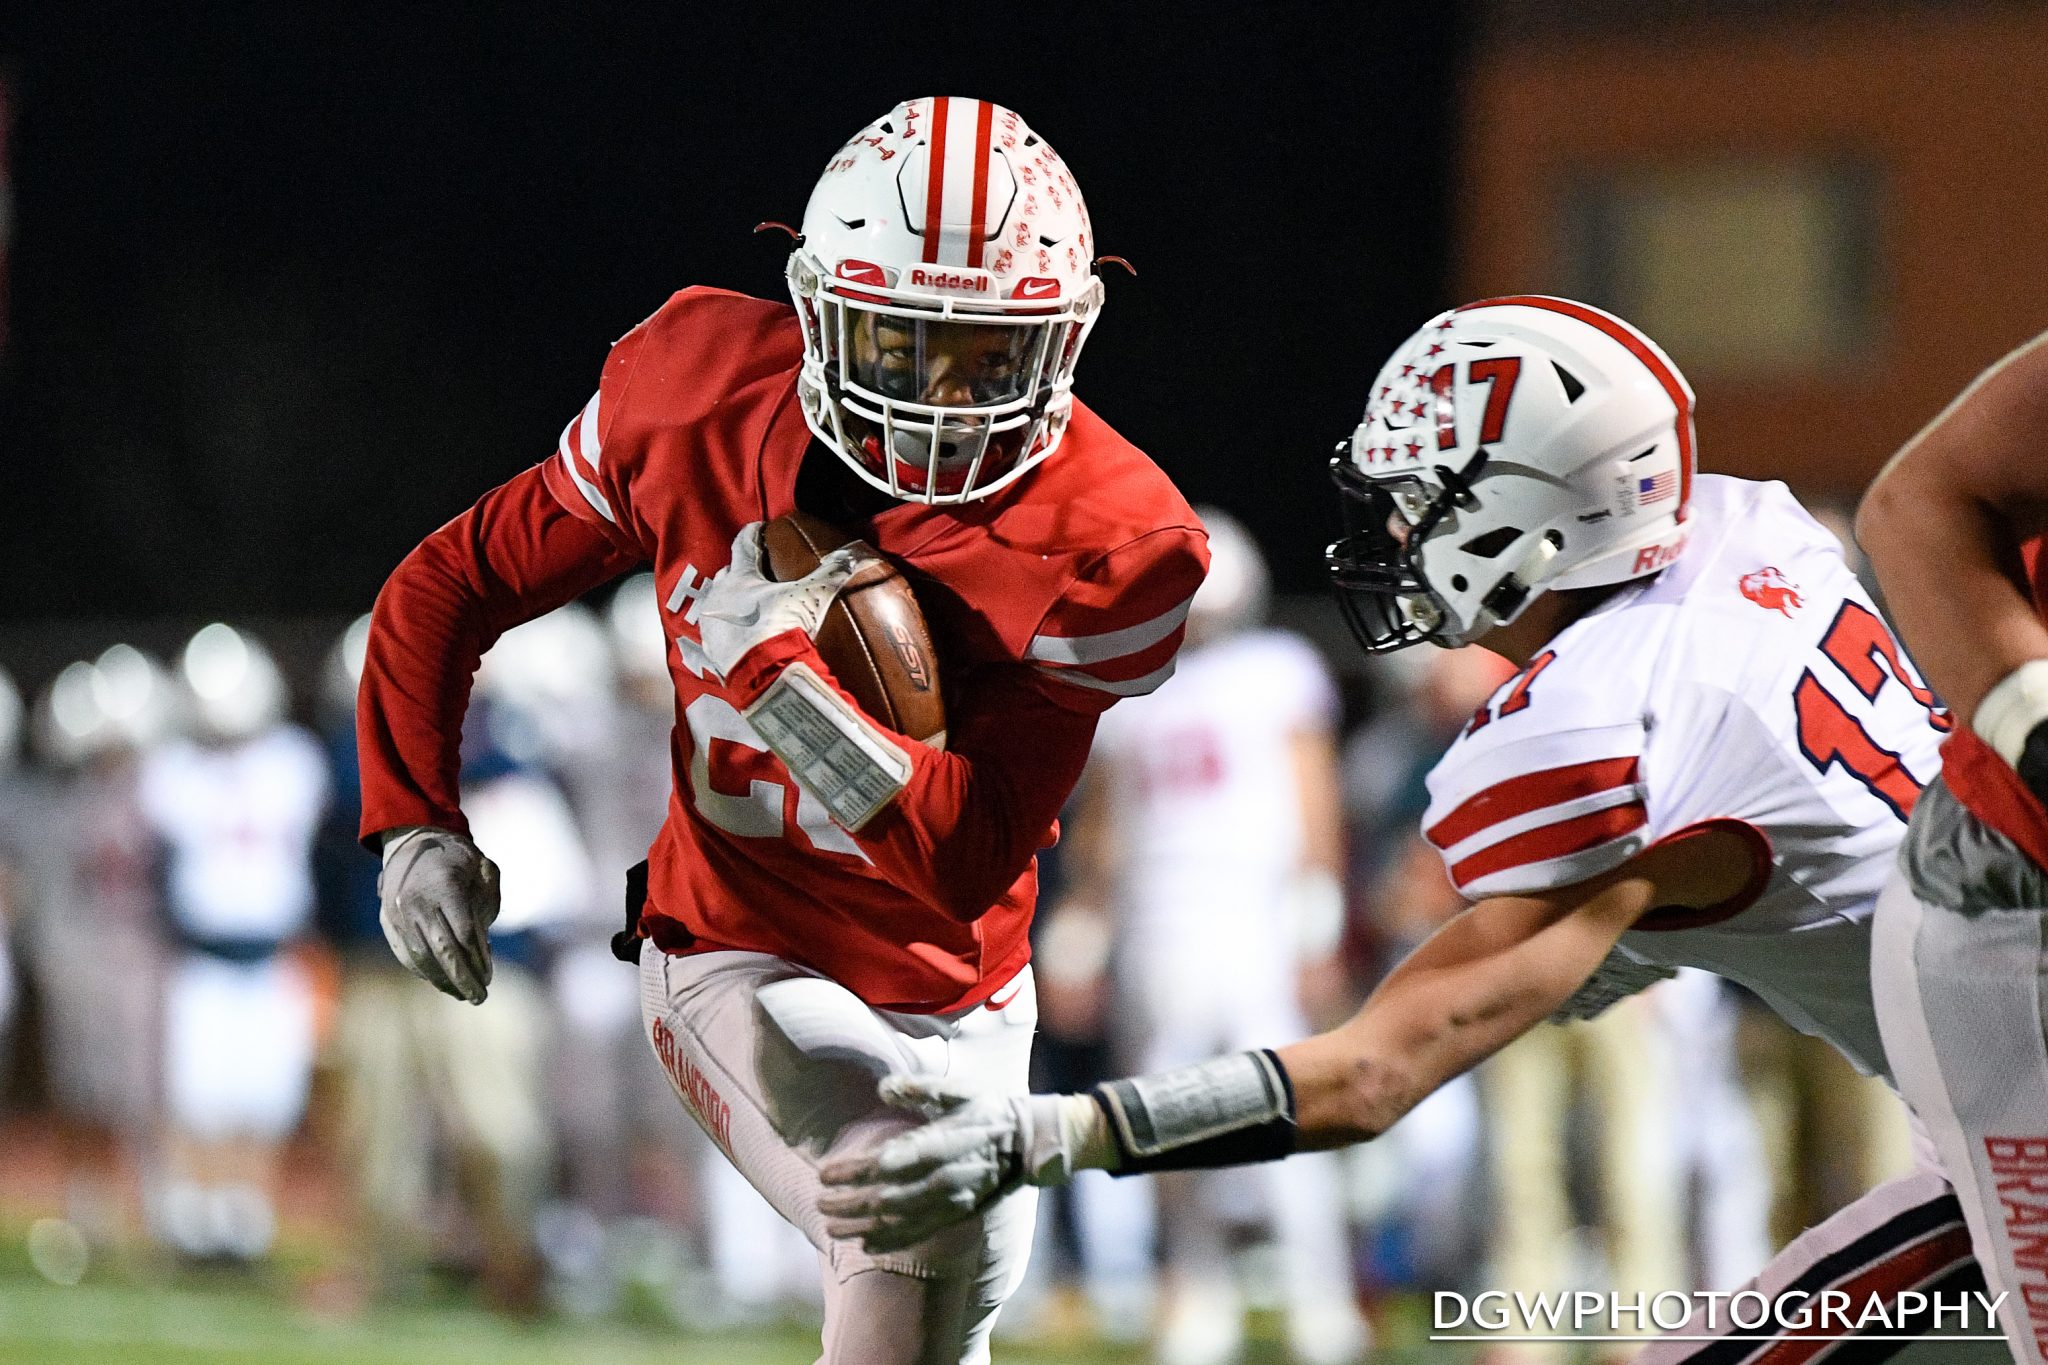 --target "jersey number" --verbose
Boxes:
[684,693,868,860]
[1792,601,1949,821]
[1464,650,1555,737]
